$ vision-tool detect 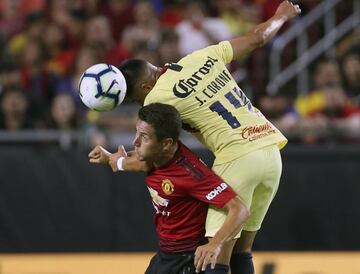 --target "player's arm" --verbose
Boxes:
[111,150,151,173]
[229,1,301,60]
[194,196,249,272]
[88,145,150,172]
